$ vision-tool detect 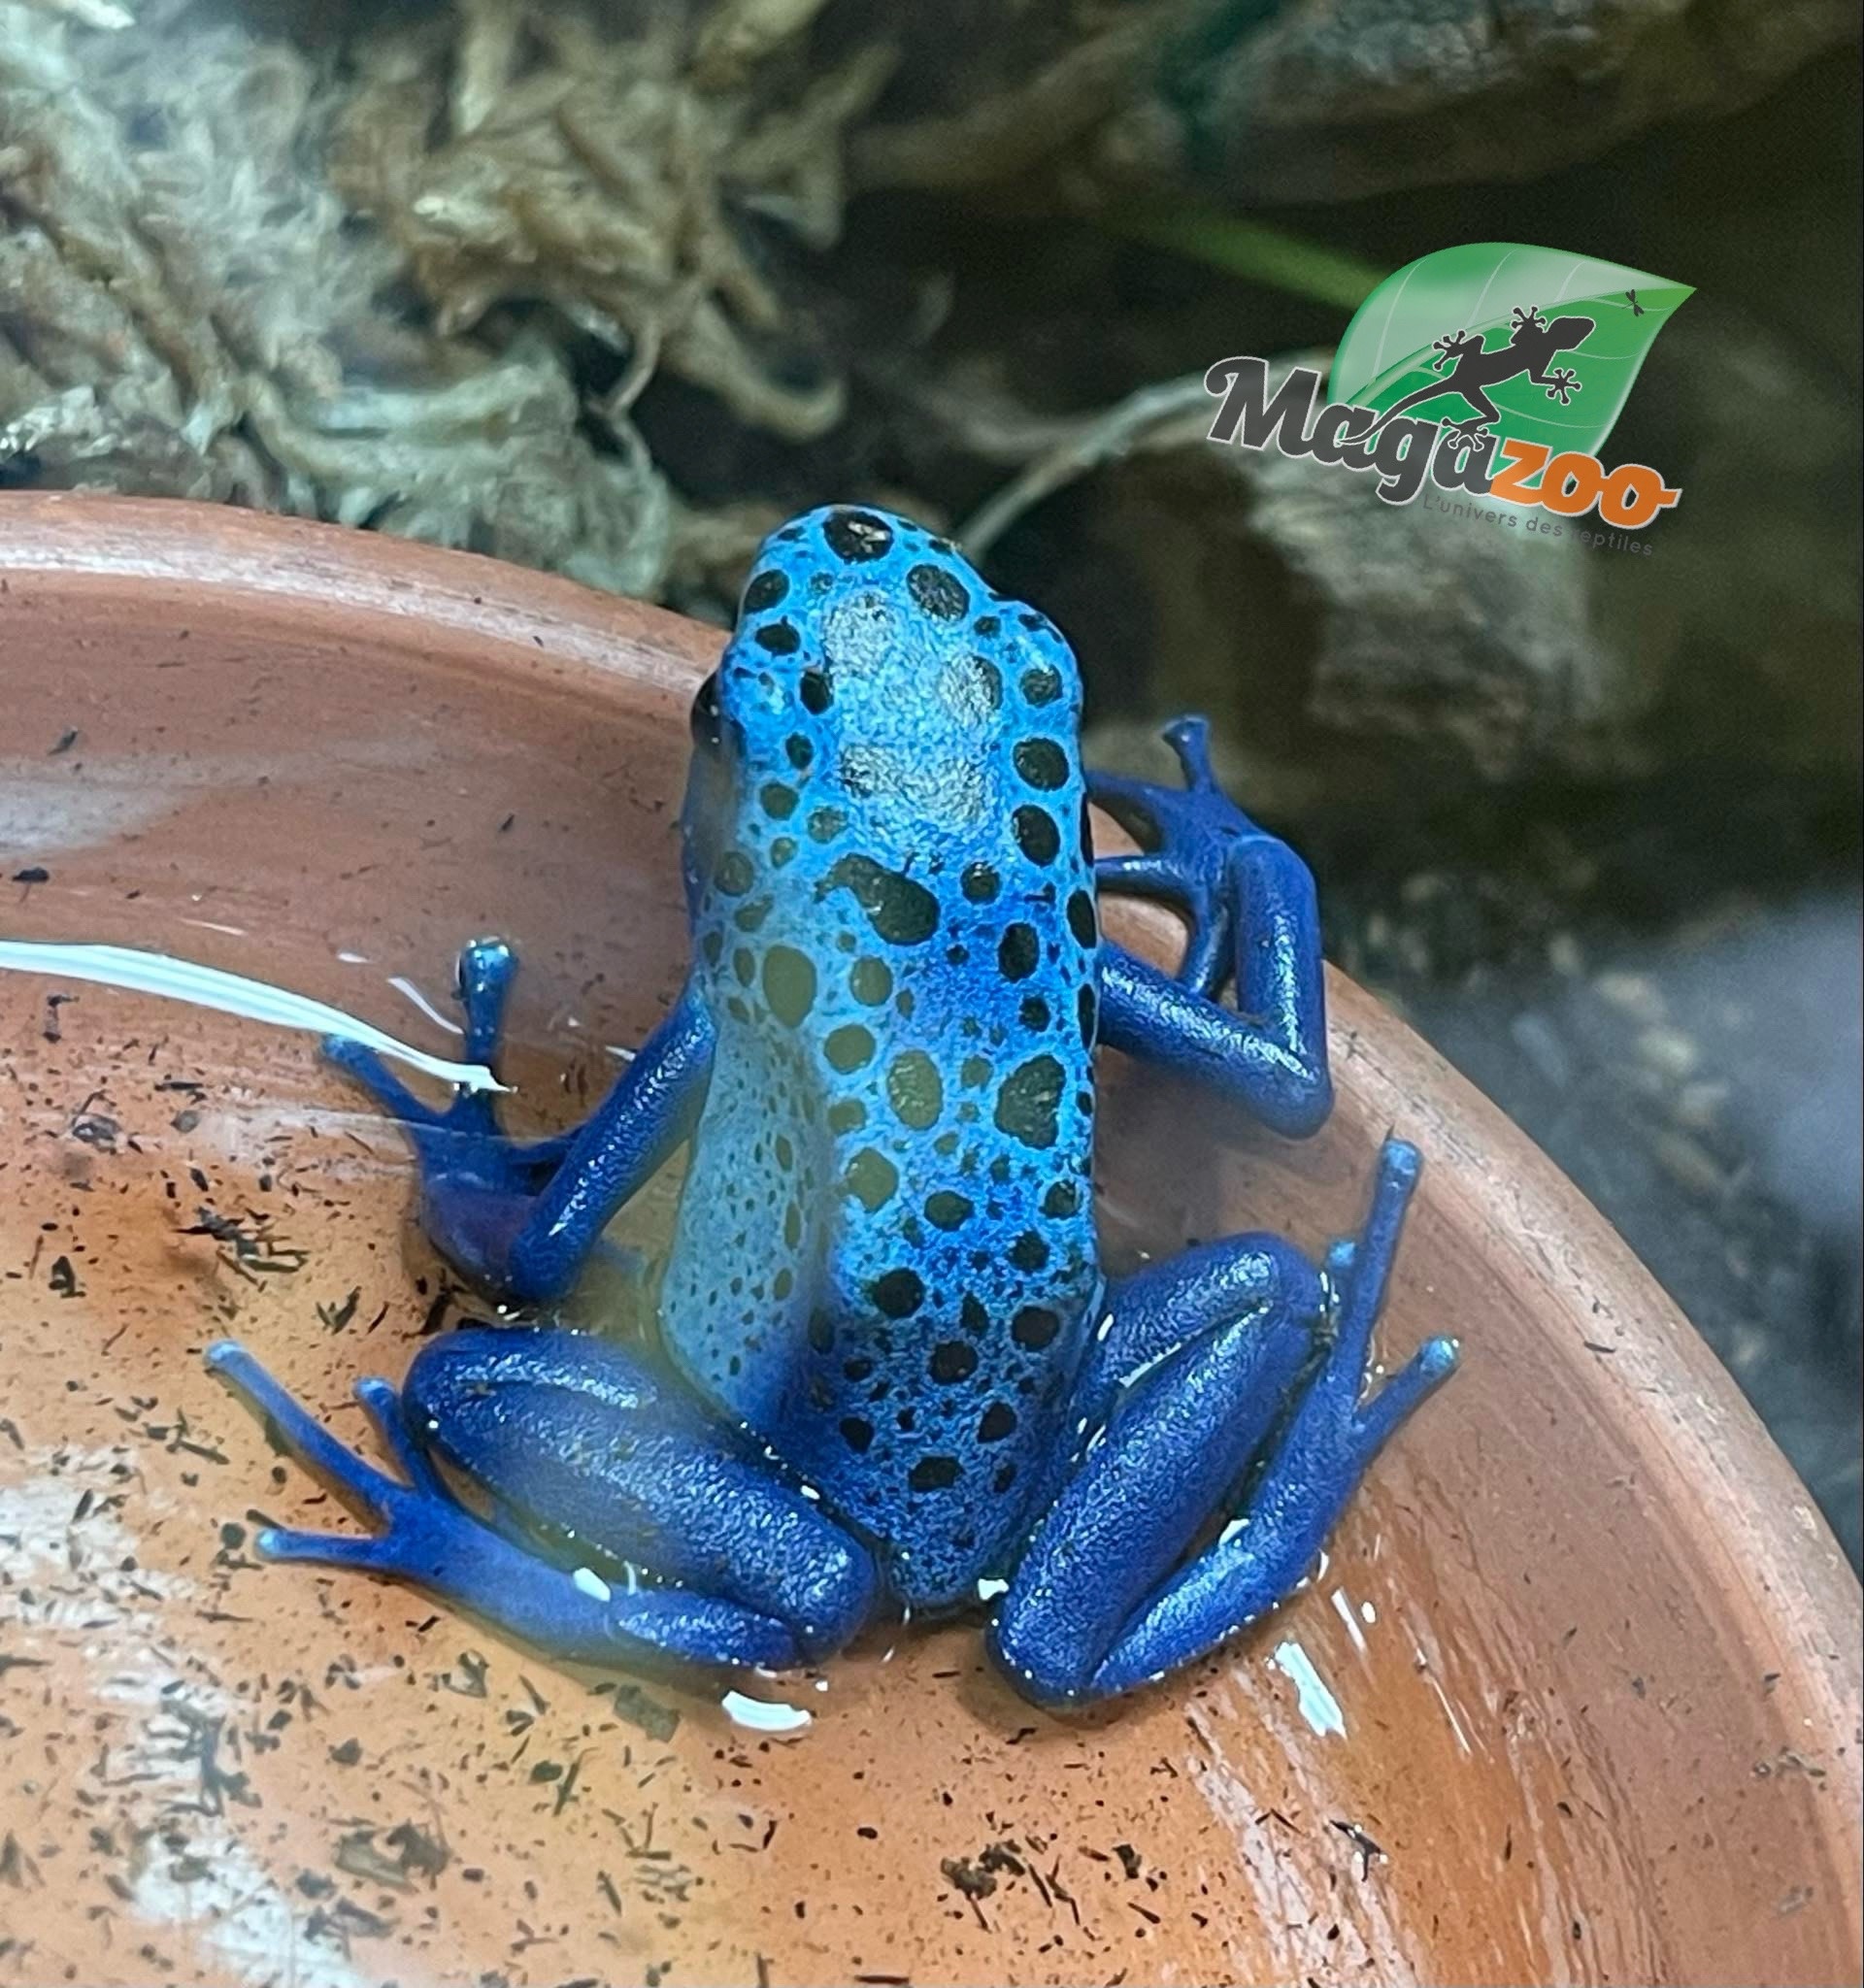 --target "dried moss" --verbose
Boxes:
[332,2,891,443]
[0,0,889,596]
